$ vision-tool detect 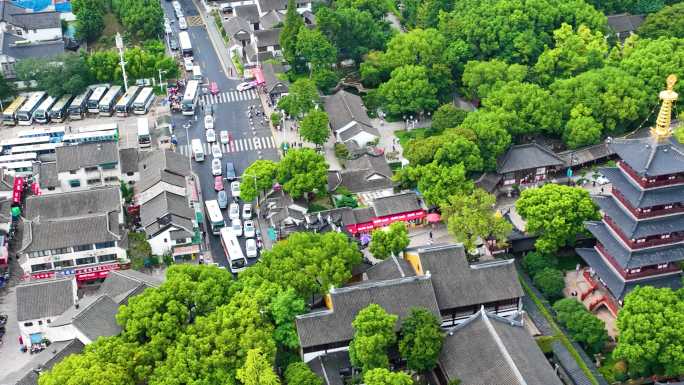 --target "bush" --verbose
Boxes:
[533,268,565,301]
[536,335,556,354]
[334,143,349,159]
[613,360,628,382]
[553,298,609,355]
[522,251,558,277]
[271,111,282,127]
